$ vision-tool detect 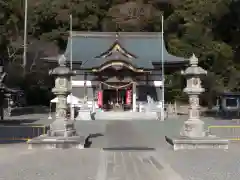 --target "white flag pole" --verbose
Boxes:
[23,0,28,72]
[70,14,74,120]
[70,15,73,71]
[161,14,165,121]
